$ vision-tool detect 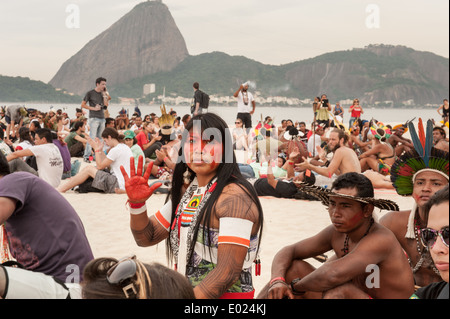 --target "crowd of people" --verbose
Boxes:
[0,78,449,300]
